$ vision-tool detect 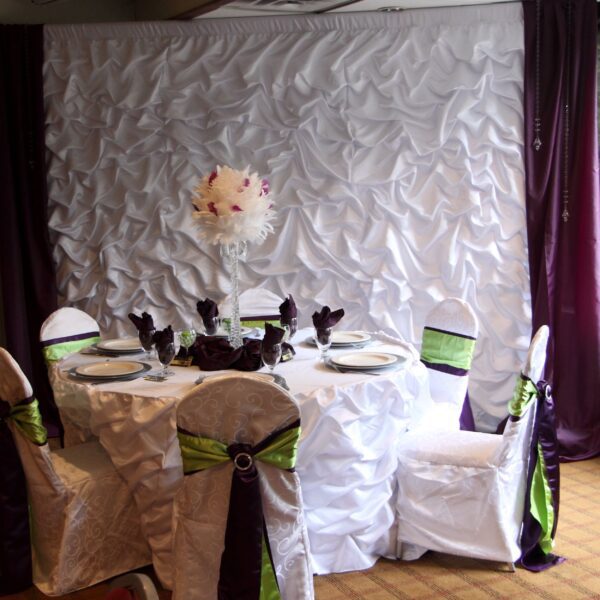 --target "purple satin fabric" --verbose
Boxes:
[523,0,600,460]
[0,398,32,594]
[0,24,60,440]
[519,381,565,571]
